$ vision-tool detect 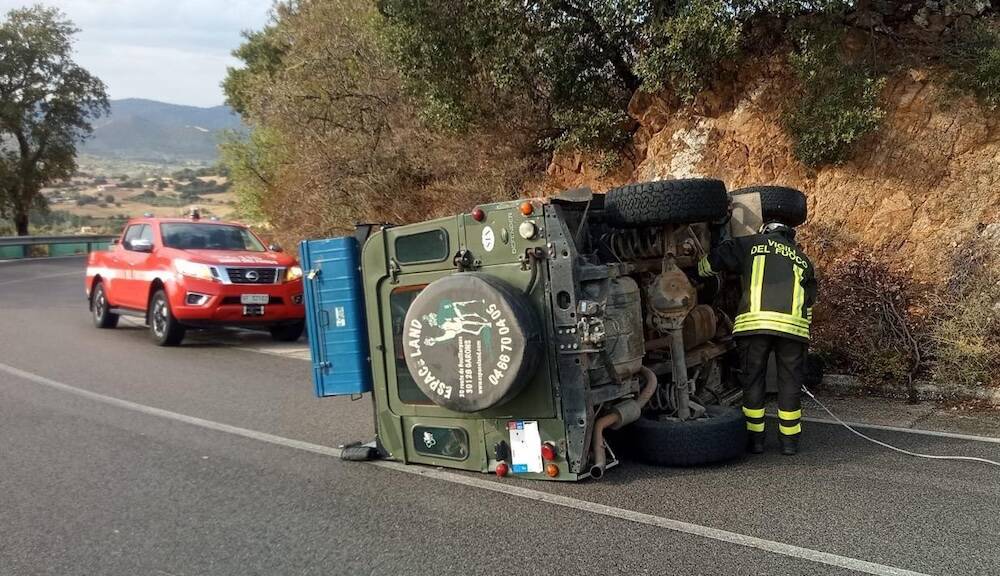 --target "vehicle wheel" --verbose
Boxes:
[626,405,746,466]
[269,322,304,342]
[731,186,807,227]
[91,282,119,329]
[604,179,729,227]
[149,289,185,346]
